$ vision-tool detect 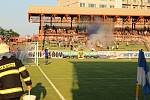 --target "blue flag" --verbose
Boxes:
[137,49,150,95]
